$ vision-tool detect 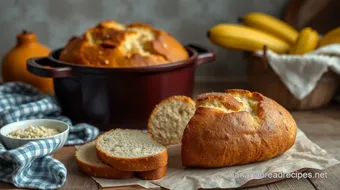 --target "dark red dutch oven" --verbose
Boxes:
[27,44,215,130]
